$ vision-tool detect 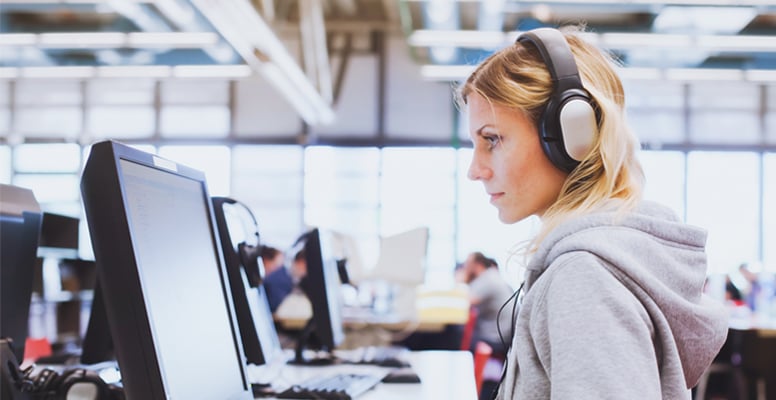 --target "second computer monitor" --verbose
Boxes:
[295,228,345,364]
